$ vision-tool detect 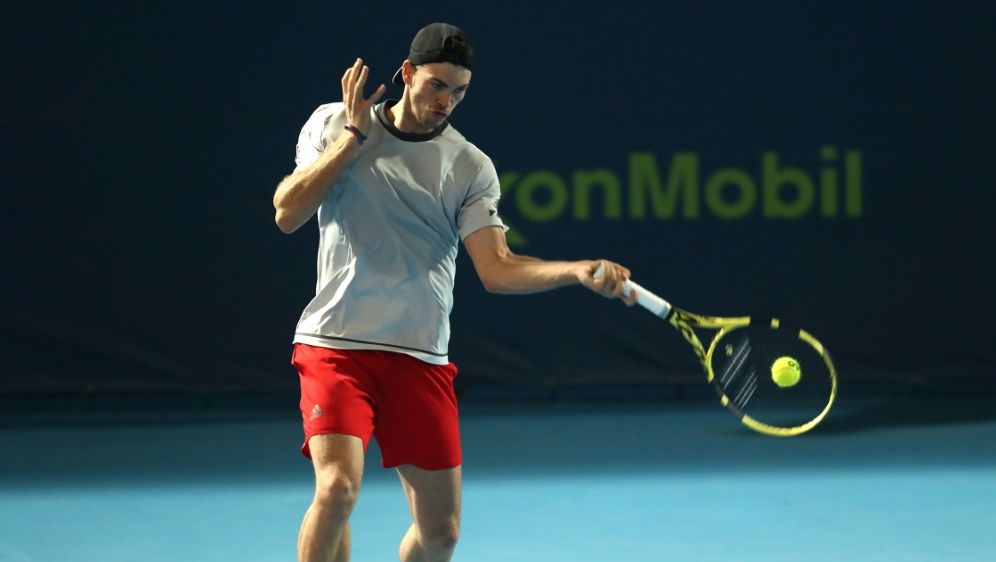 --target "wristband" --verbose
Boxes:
[343,124,367,145]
